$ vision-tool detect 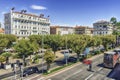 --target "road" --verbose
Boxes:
[2,48,120,80]
[108,63,120,80]
[45,54,114,80]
